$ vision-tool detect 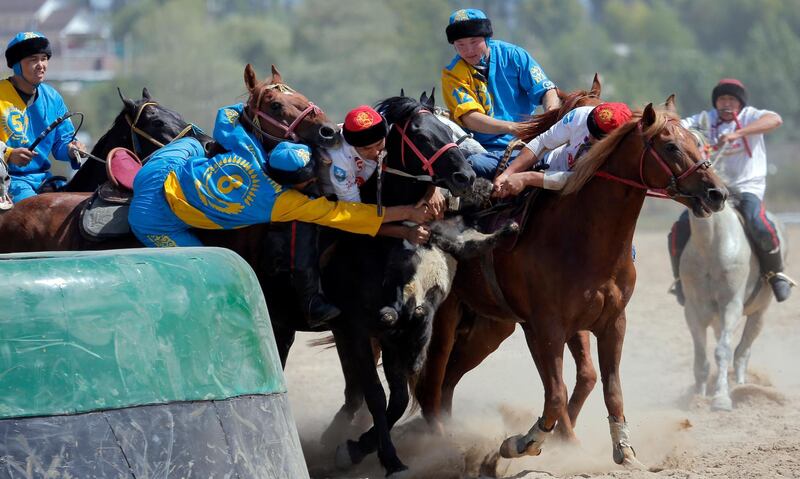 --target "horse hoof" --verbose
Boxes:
[711,394,733,411]
[499,435,541,459]
[379,307,398,327]
[386,466,411,479]
[613,445,646,470]
[335,442,353,469]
